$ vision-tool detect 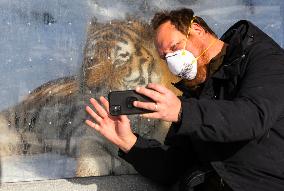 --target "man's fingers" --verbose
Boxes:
[85,120,100,131]
[119,115,130,123]
[147,83,169,94]
[90,98,108,118]
[135,87,162,102]
[99,96,110,113]
[86,106,103,124]
[133,101,157,111]
[140,112,160,119]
